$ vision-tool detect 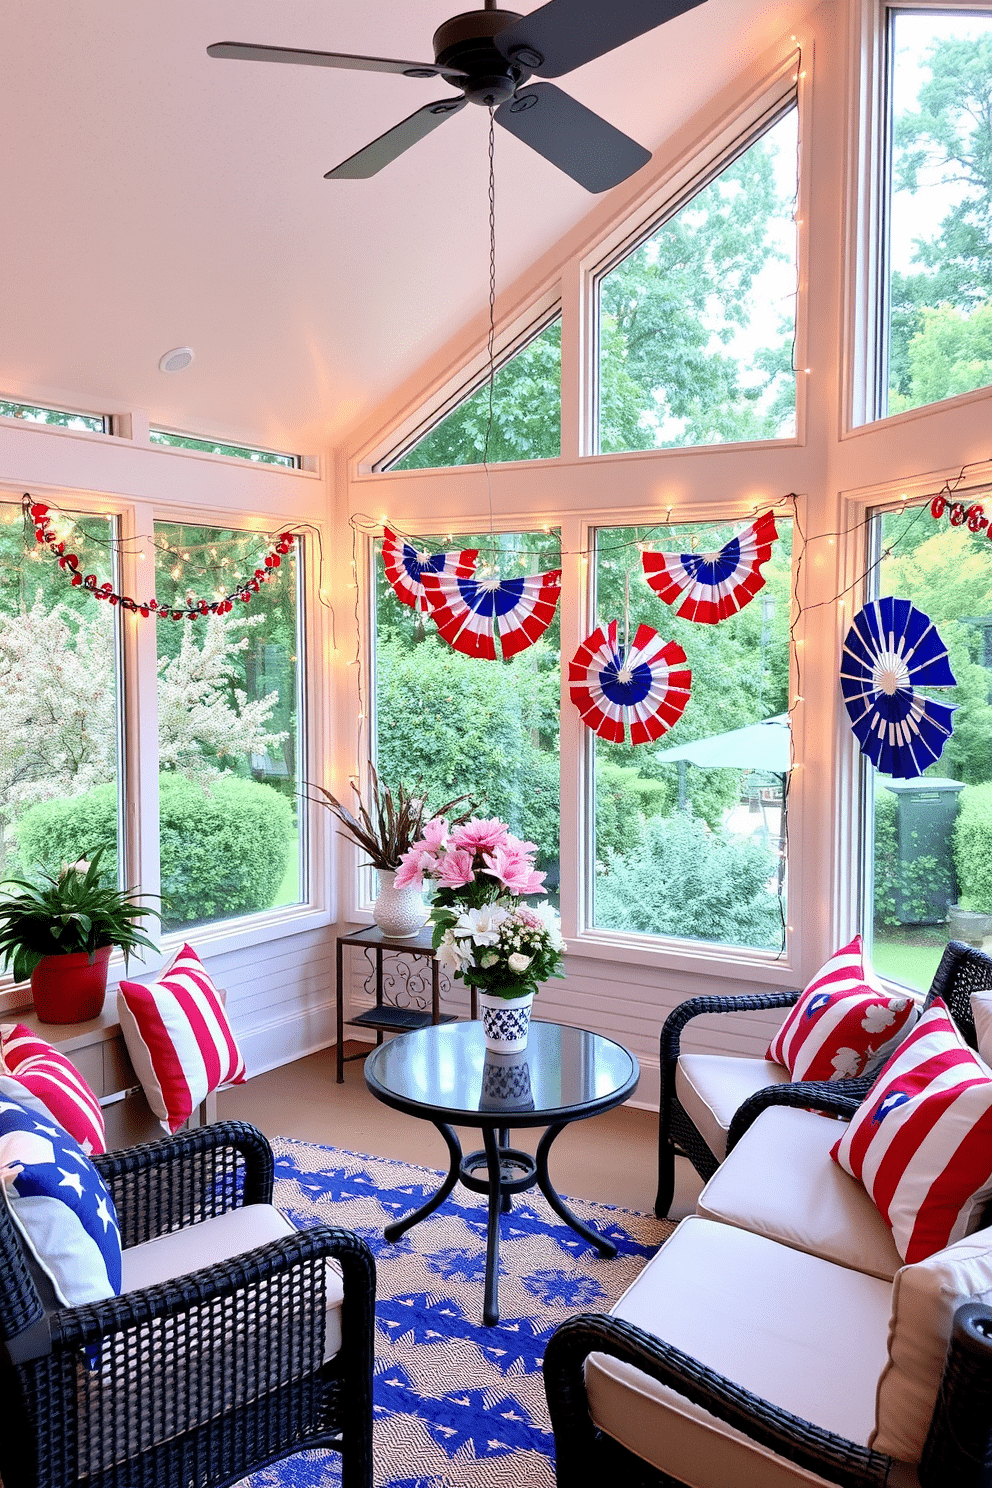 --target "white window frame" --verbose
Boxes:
[582,59,807,460]
[0,488,332,1011]
[852,465,992,988]
[565,503,806,984]
[846,0,992,431]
